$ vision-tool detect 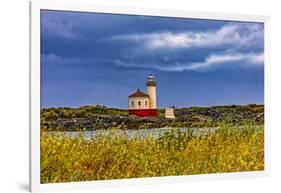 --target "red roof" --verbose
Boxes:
[128,89,149,98]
